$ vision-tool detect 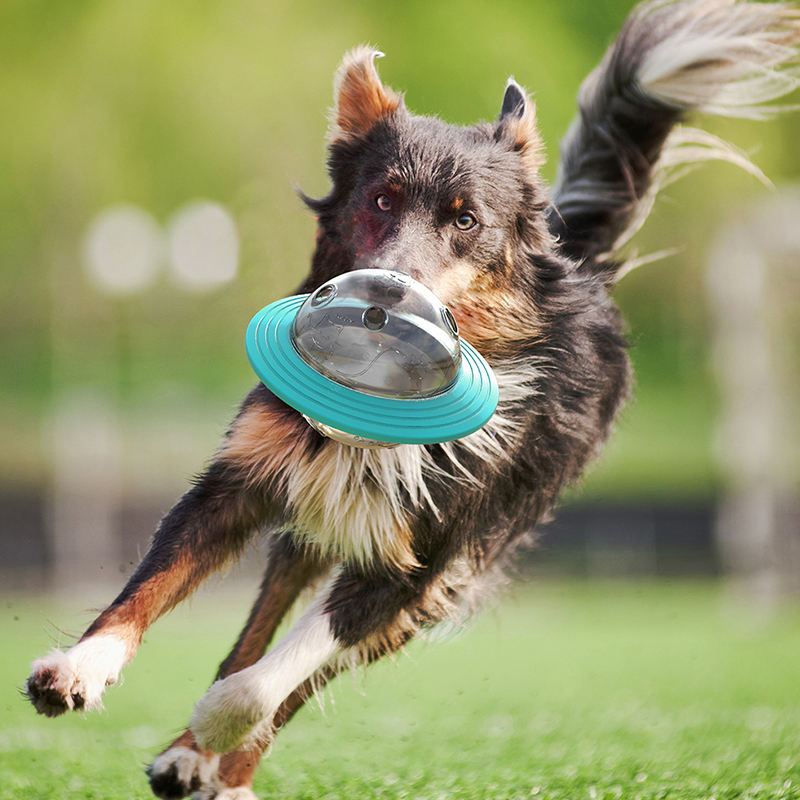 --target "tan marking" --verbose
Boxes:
[83,556,202,650]
[218,745,267,790]
[219,405,310,484]
[504,243,514,274]
[432,261,479,305]
[329,46,402,143]
[163,729,199,752]
[451,282,541,357]
[452,196,464,210]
